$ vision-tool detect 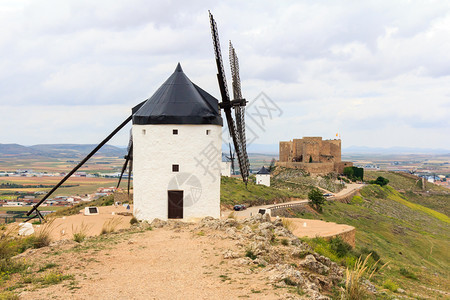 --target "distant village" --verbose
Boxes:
[0,168,122,209]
